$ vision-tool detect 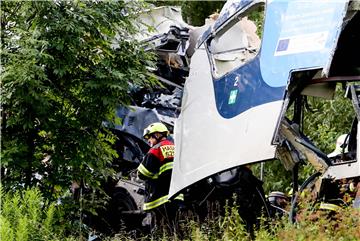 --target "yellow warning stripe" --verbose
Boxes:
[319,202,341,212]
[143,195,169,210]
[143,194,184,210]
[137,164,158,179]
[174,193,184,201]
[159,162,173,175]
